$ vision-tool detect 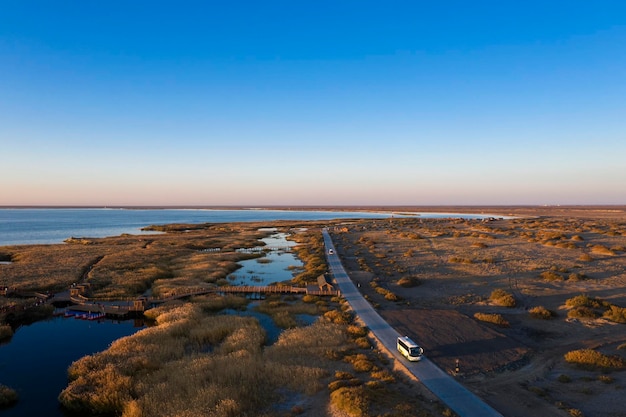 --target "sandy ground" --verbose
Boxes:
[331,207,626,417]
